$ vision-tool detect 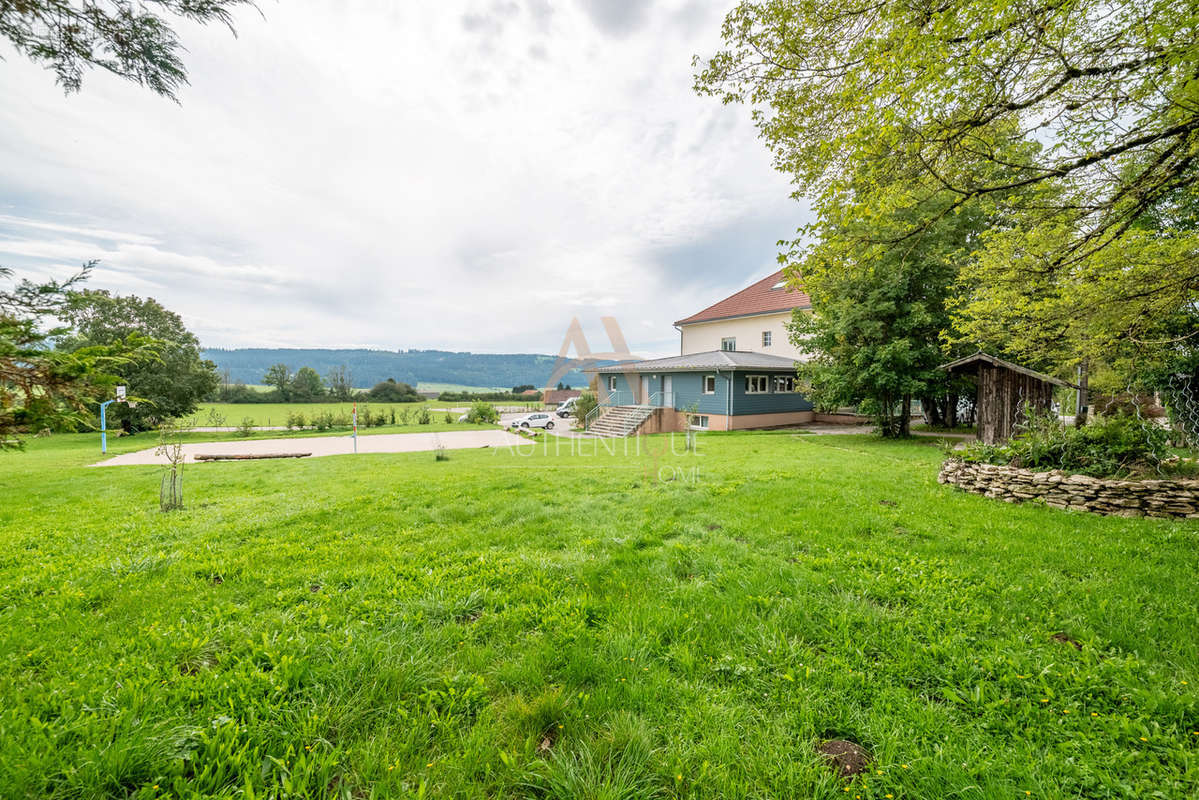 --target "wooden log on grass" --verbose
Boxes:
[194,452,312,461]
